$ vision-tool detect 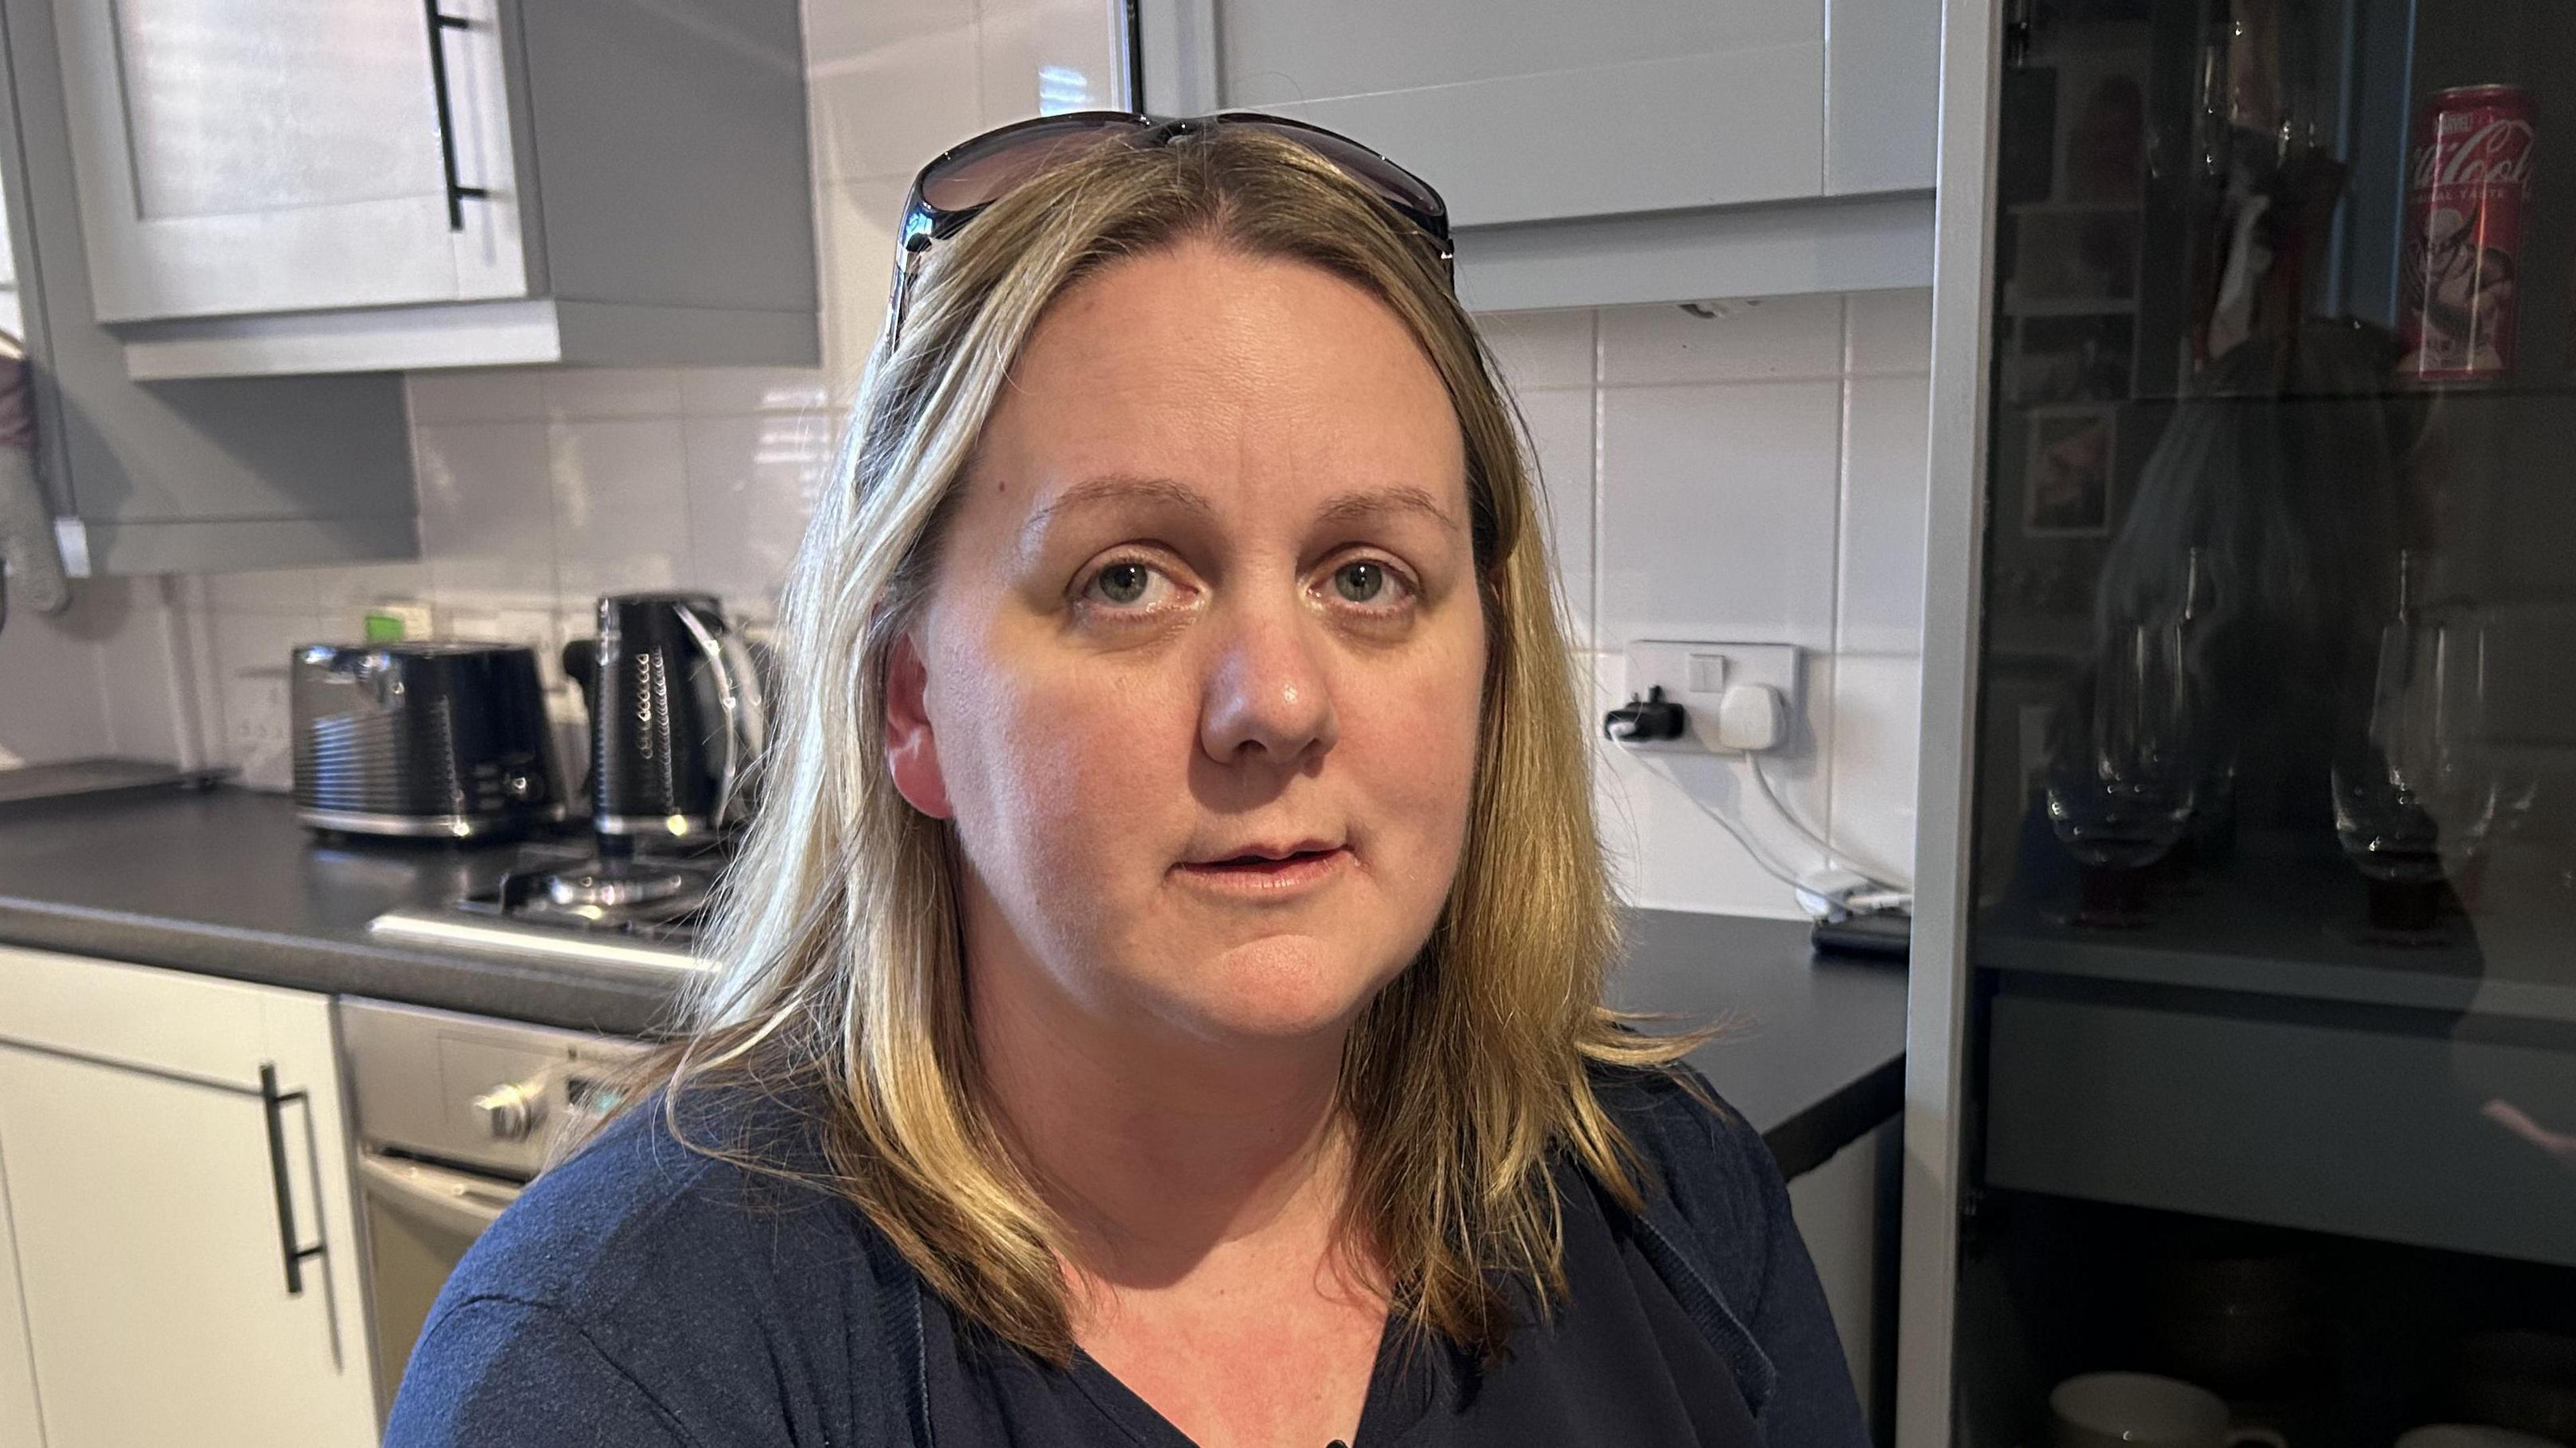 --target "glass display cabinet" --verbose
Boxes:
[1904,0,2576,1444]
